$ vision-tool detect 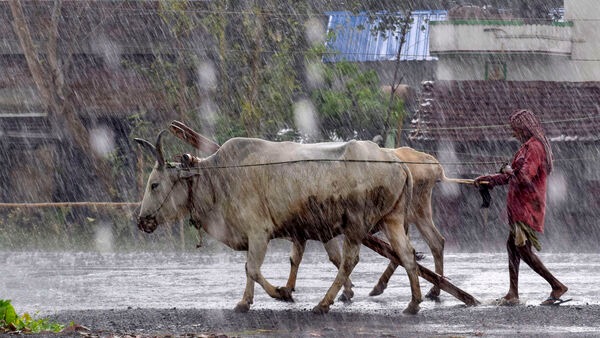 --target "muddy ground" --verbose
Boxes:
[44,304,600,337]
